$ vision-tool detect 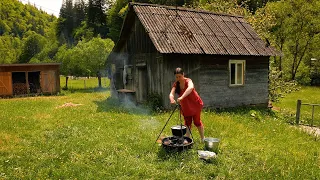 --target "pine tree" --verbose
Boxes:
[73,0,86,29]
[87,0,109,38]
[56,0,74,45]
